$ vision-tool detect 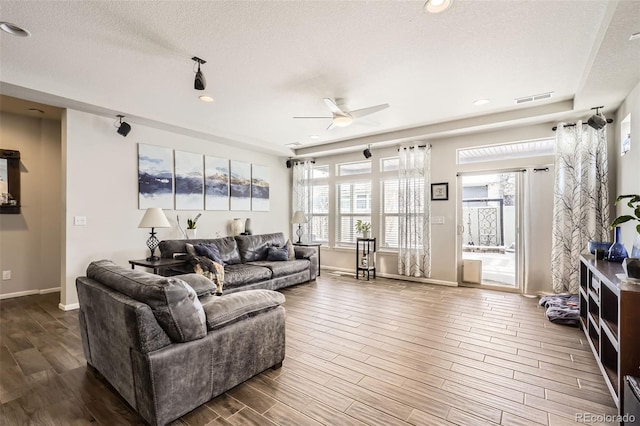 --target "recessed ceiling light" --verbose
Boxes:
[0,22,31,37]
[425,0,452,14]
[309,134,320,140]
[473,99,490,106]
[630,32,640,41]
[199,95,214,103]
[28,108,44,114]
